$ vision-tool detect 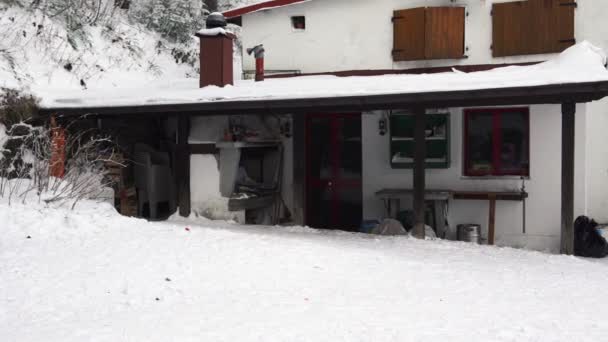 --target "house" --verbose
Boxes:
[38,0,608,254]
